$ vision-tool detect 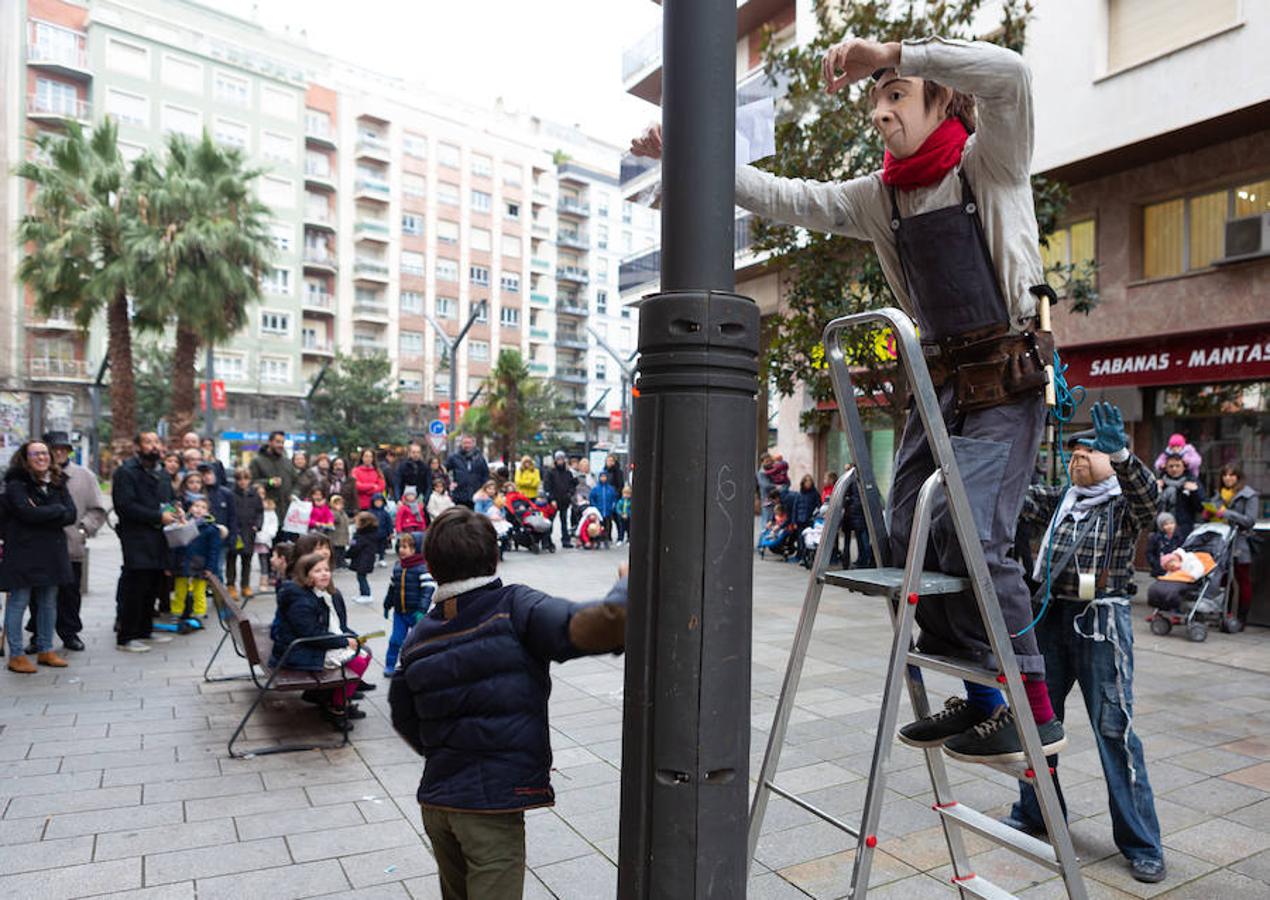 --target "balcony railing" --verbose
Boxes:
[29,357,90,379]
[354,178,390,199]
[353,301,390,318]
[303,162,335,188]
[303,248,337,269]
[302,290,334,311]
[528,361,550,375]
[557,231,589,250]
[304,208,334,229]
[27,93,89,121]
[354,220,390,240]
[531,222,551,238]
[25,314,77,330]
[305,120,337,146]
[554,366,588,384]
[302,337,334,354]
[353,259,389,280]
[556,299,589,317]
[556,332,588,349]
[556,266,590,284]
[530,257,551,272]
[530,292,551,306]
[622,24,663,81]
[27,23,90,74]
[356,135,391,157]
[557,197,590,217]
[529,328,550,341]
